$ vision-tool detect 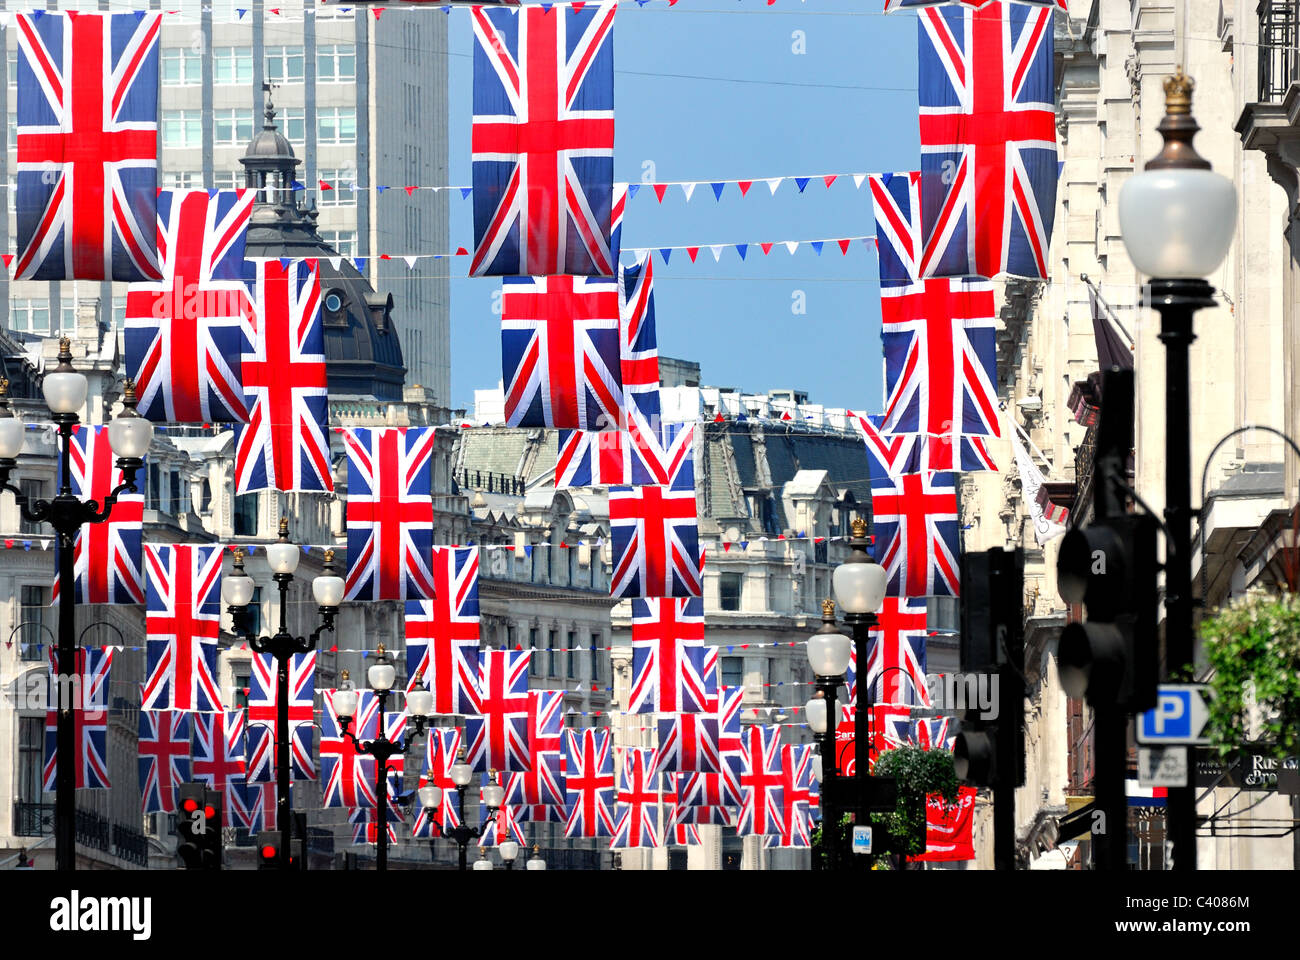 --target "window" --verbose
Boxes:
[162,110,202,148]
[720,573,743,611]
[547,630,558,678]
[7,111,15,152]
[19,717,44,802]
[927,596,960,634]
[316,107,356,144]
[265,46,305,84]
[722,657,744,688]
[10,298,51,334]
[247,587,263,637]
[20,585,50,661]
[112,298,127,331]
[317,44,356,83]
[8,58,16,87]
[162,48,202,86]
[318,168,356,206]
[169,472,182,516]
[213,46,253,85]
[162,170,202,190]
[212,171,240,192]
[280,107,306,146]
[320,230,357,256]
[590,637,600,684]
[60,302,77,334]
[234,493,258,537]
[147,464,161,511]
[233,673,250,710]
[214,109,254,146]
